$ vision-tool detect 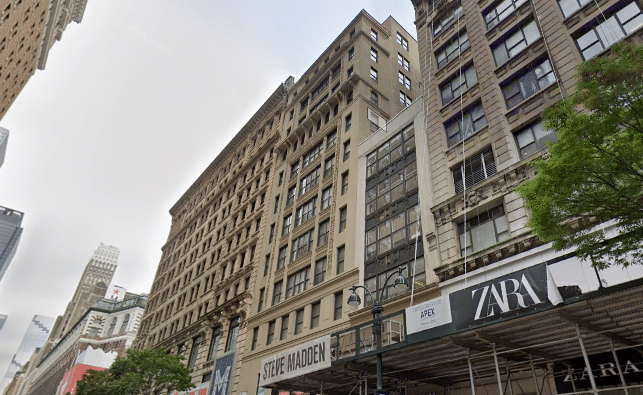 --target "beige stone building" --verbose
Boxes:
[0,0,87,120]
